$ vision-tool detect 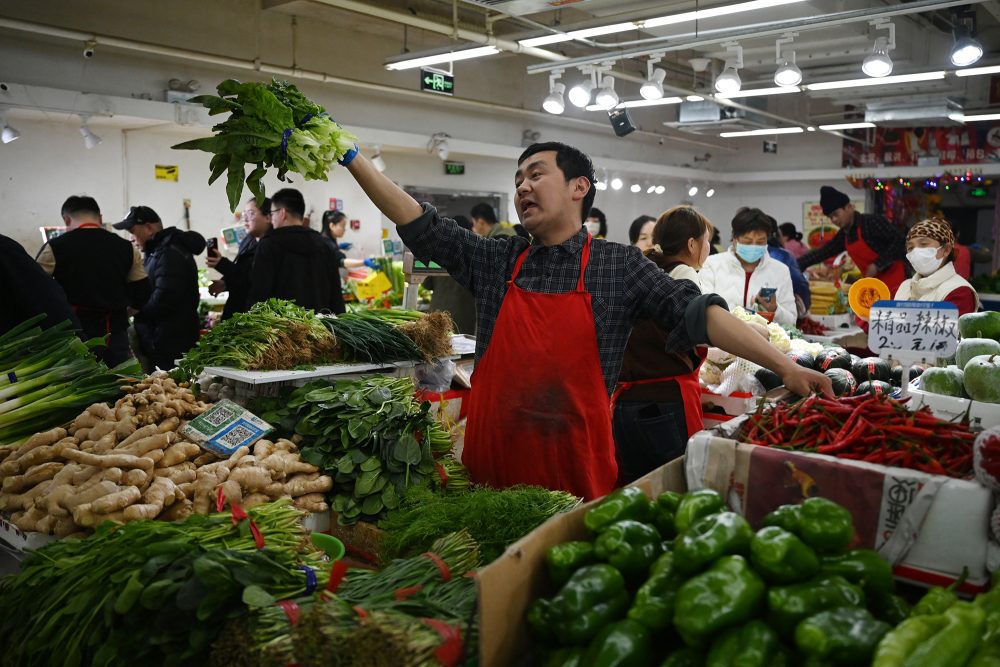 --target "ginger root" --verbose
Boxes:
[157,442,201,468]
